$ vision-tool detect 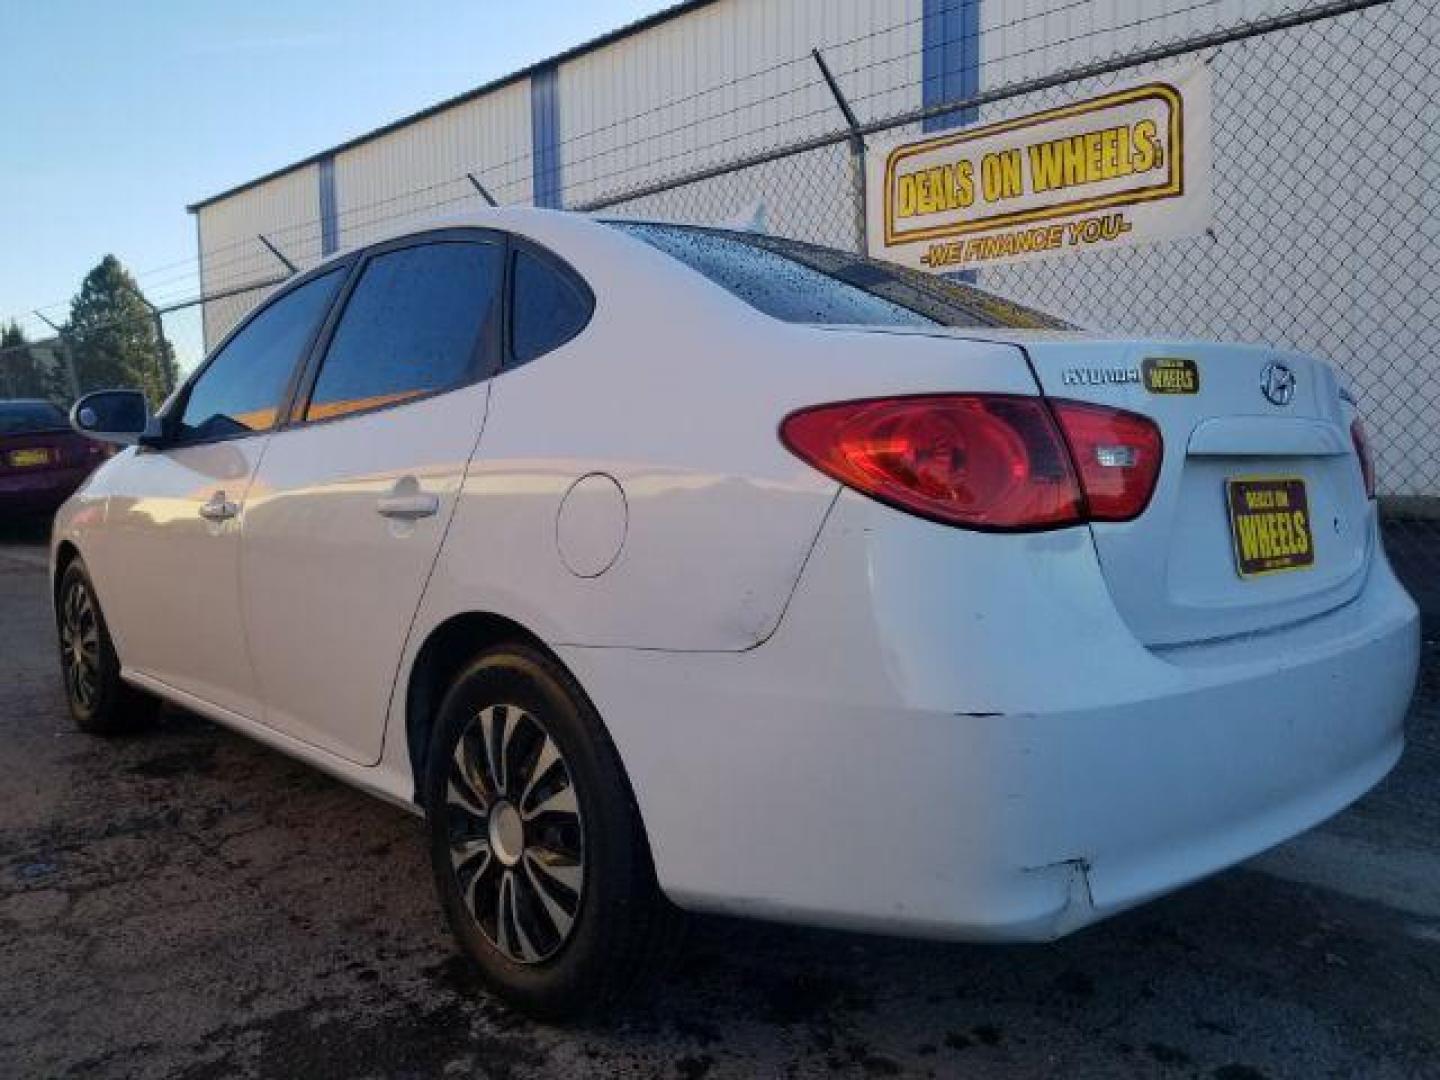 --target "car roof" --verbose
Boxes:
[301,207,615,274]
[295,206,728,277]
